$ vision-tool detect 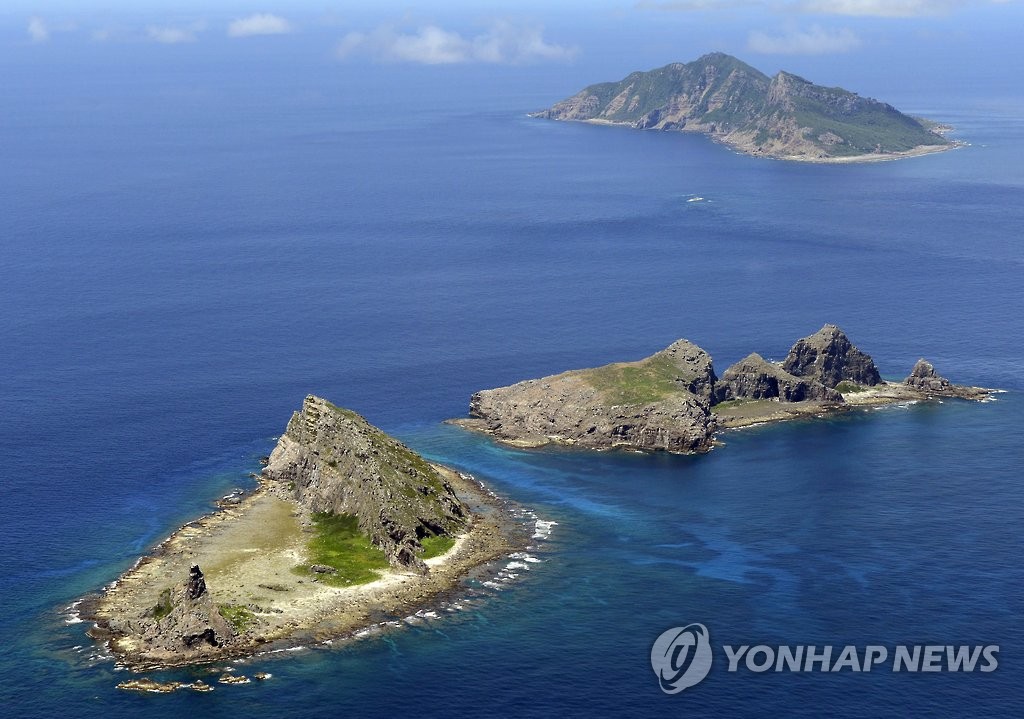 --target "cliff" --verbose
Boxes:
[453,325,992,453]
[263,395,468,572]
[531,52,951,161]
